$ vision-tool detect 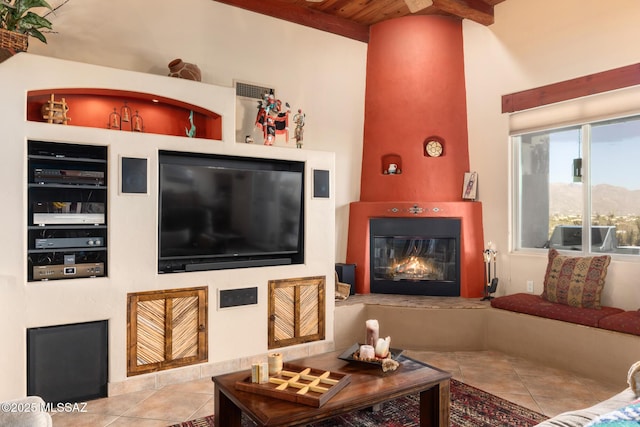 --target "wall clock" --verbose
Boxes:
[425,139,443,157]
